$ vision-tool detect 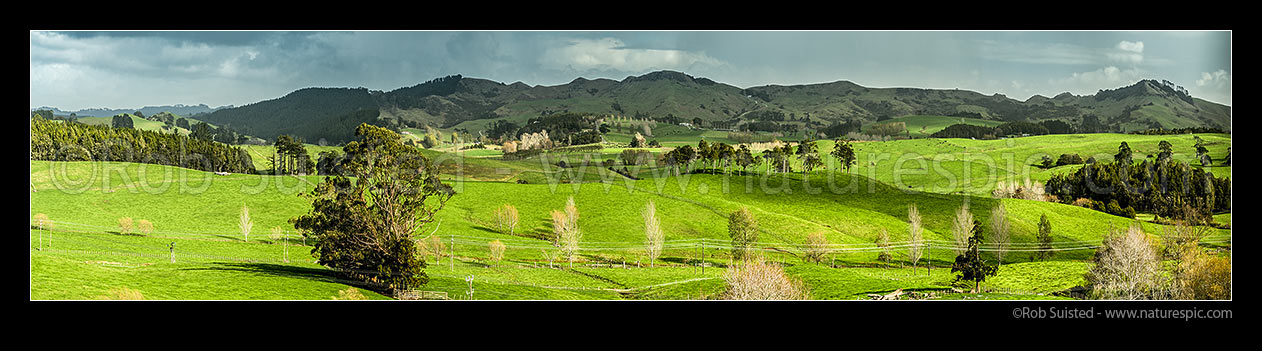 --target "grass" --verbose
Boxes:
[864,115,1004,138]
[29,130,1231,300]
